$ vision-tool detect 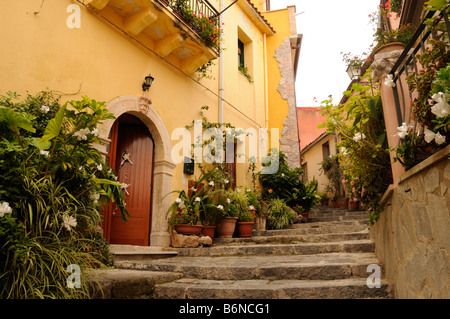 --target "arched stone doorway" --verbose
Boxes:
[98,96,175,248]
